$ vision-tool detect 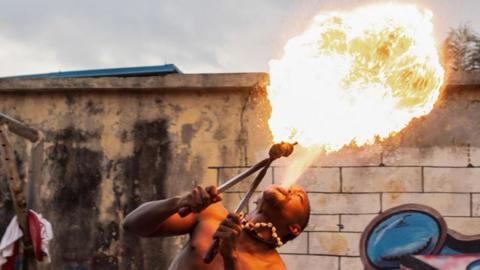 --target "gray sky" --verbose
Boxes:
[0,0,478,76]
